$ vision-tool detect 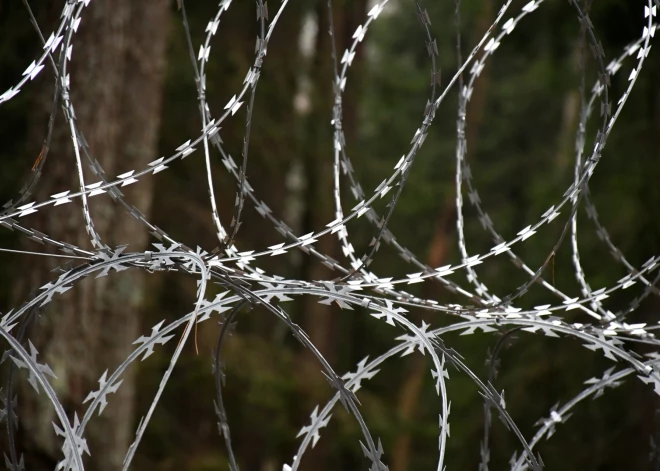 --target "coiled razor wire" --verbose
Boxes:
[0,0,659,469]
